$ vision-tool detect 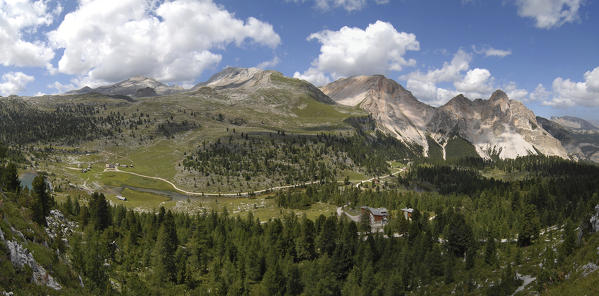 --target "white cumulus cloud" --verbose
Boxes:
[48,0,281,86]
[545,66,599,107]
[473,45,512,57]
[294,20,419,86]
[504,81,529,101]
[0,0,55,67]
[402,50,474,105]
[401,50,523,106]
[0,72,35,96]
[515,0,584,29]
[454,68,494,98]
[529,83,550,101]
[257,56,280,69]
[287,0,388,11]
